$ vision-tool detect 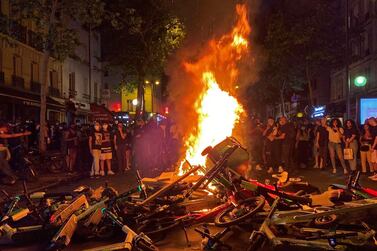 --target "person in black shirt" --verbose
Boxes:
[100,122,114,176]
[114,123,128,172]
[64,124,78,173]
[263,117,280,173]
[368,118,377,180]
[360,123,374,173]
[343,119,359,172]
[275,116,295,170]
[315,118,329,169]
